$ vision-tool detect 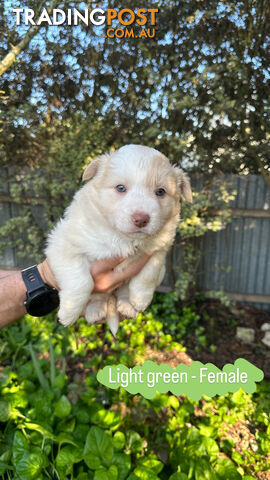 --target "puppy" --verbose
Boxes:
[45,145,192,334]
